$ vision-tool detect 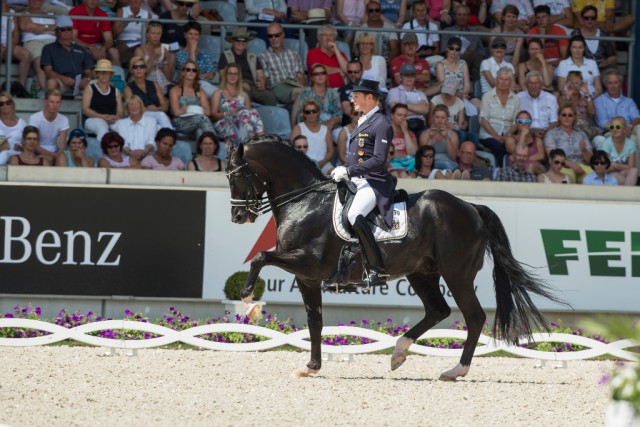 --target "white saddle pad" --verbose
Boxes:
[332,193,408,242]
